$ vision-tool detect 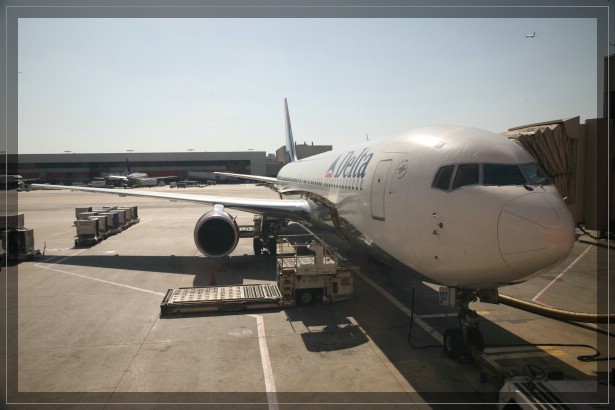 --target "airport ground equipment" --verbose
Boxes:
[74,219,103,246]
[2,228,41,260]
[251,214,285,255]
[160,284,283,315]
[160,233,355,316]
[498,375,611,409]
[132,177,157,187]
[1,213,25,230]
[1,214,42,260]
[176,180,198,188]
[234,214,285,255]
[276,234,355,305]
[74,205,139,247]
